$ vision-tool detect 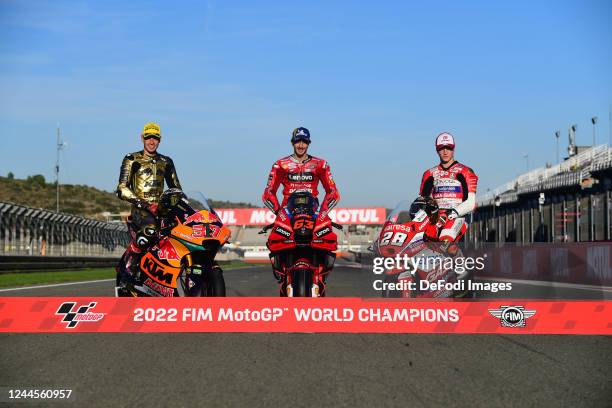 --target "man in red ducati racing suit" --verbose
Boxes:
[419,132,478,243]
[262,127,340,284]
[262,127,340,219]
